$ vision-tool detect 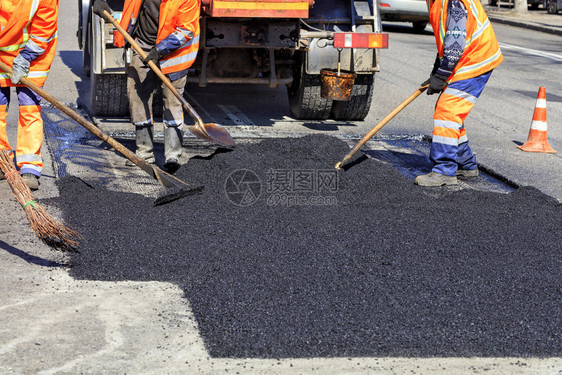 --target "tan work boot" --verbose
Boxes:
[414,172,458,186]
[456,168,479,178]
[21,173,39,190]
